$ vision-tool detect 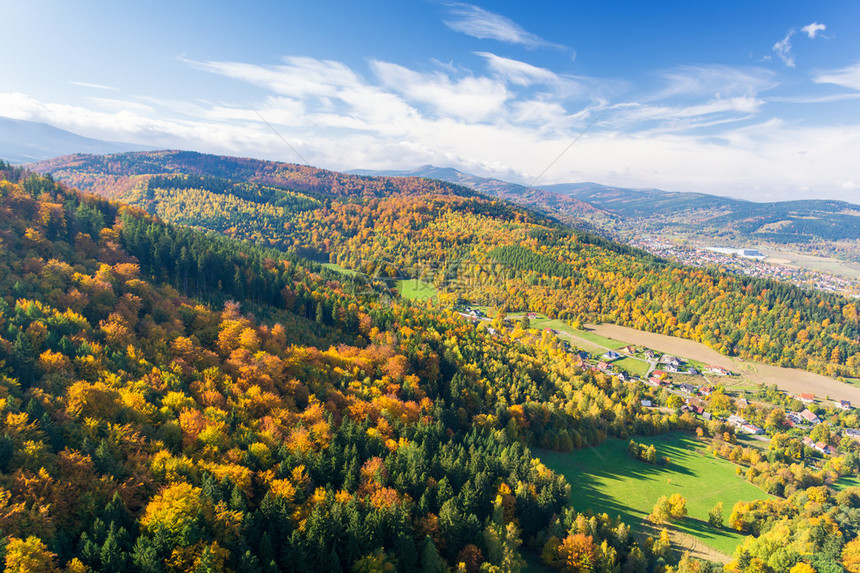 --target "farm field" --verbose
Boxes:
[397,278,439,301]
[321,262,358,276]
[537,432,771,559]
[588,323,860,403]
[613,356,651,376]
[760,247,860,280]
